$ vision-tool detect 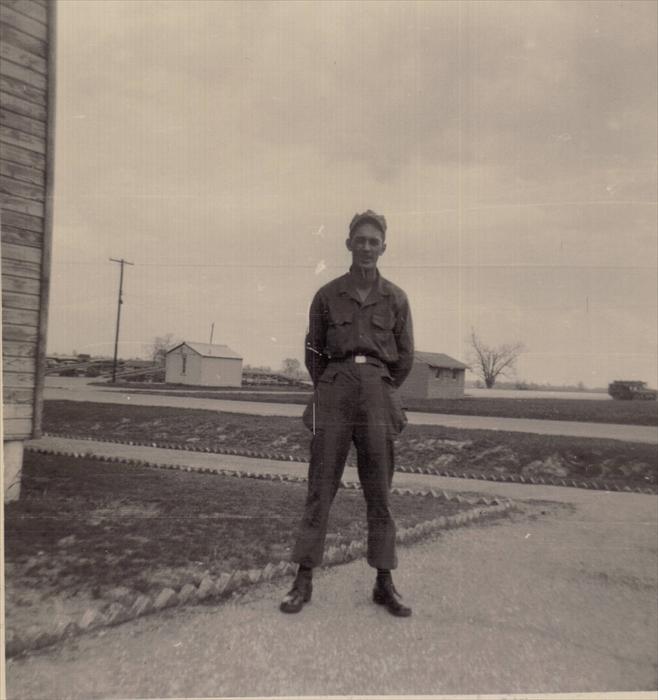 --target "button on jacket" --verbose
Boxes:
[305,269,414,388]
